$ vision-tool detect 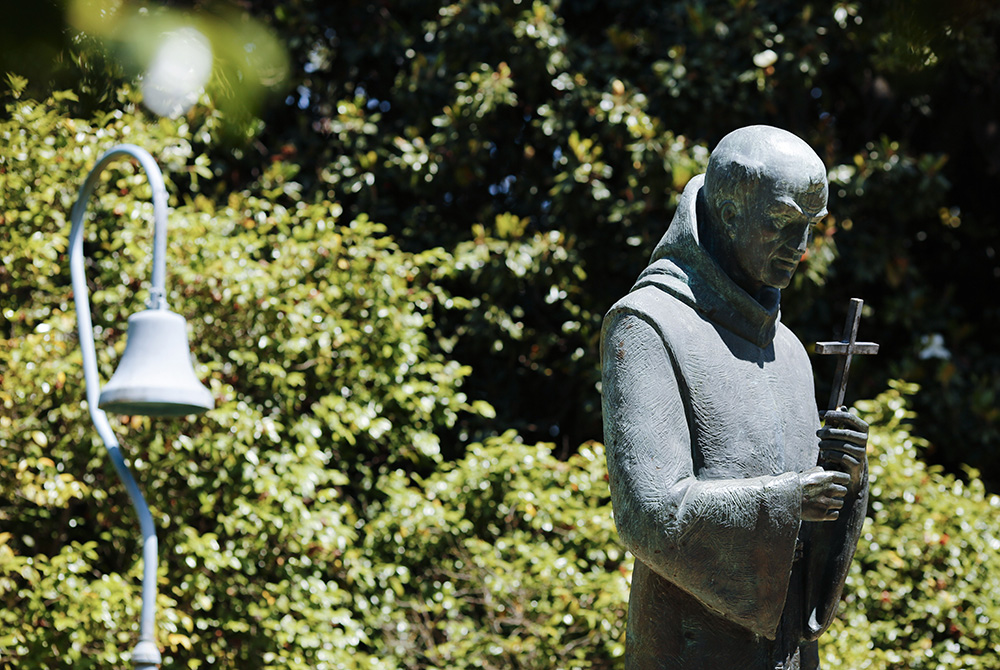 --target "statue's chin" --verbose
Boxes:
[765,263,798,290]
[770,277,792,290]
